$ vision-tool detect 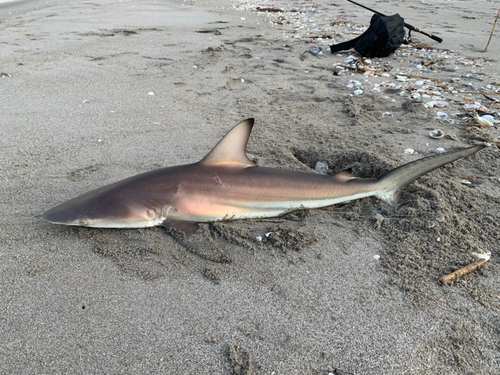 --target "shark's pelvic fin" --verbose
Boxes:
[200,118,257,167]
[376,144,485,206]
[331,169,358,182]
